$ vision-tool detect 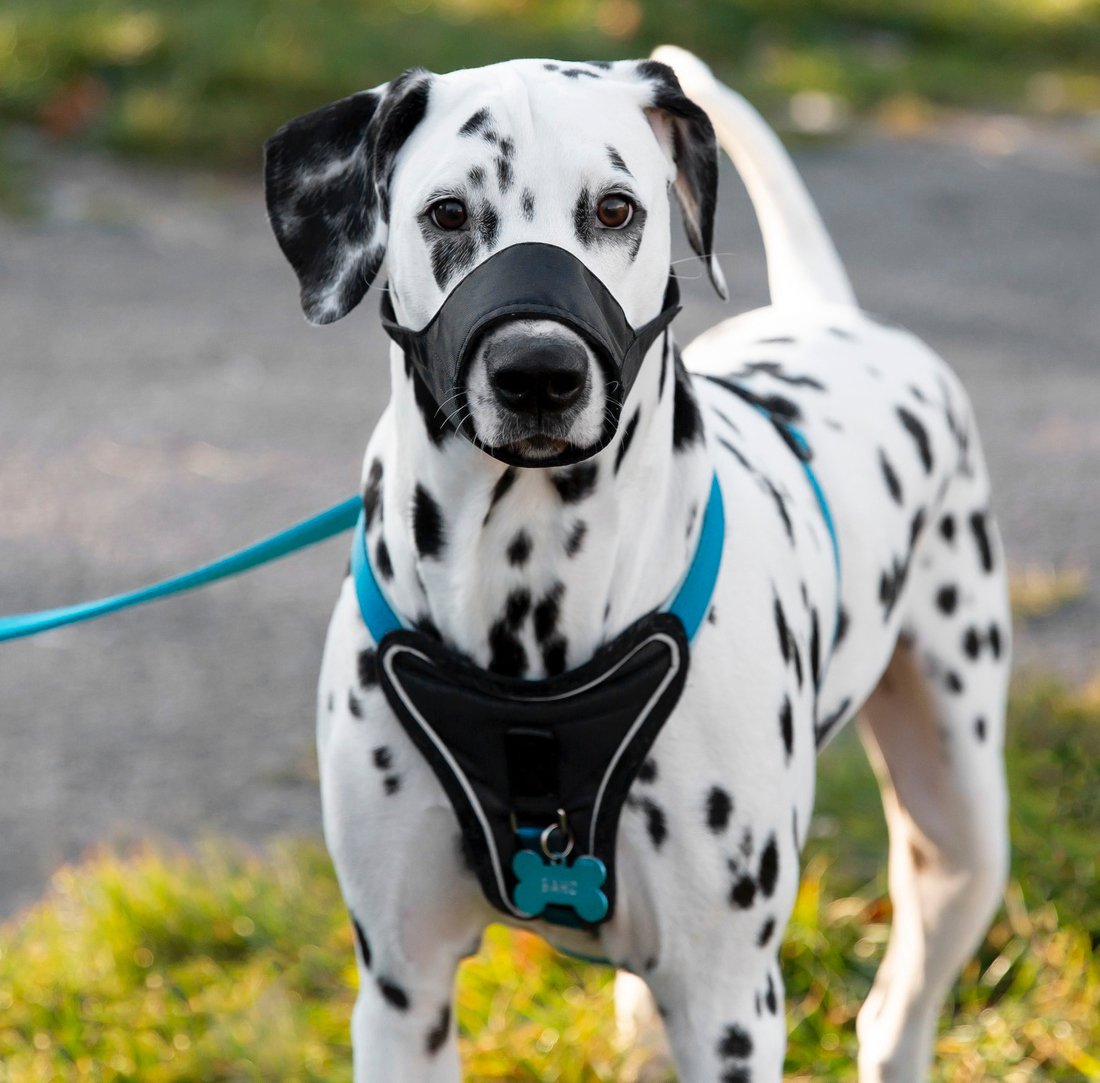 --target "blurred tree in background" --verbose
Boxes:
[1,0,1099,168]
